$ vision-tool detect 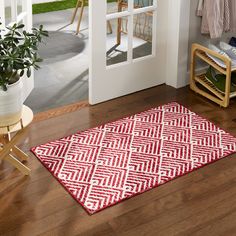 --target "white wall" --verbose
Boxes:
[165,0,190,88]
